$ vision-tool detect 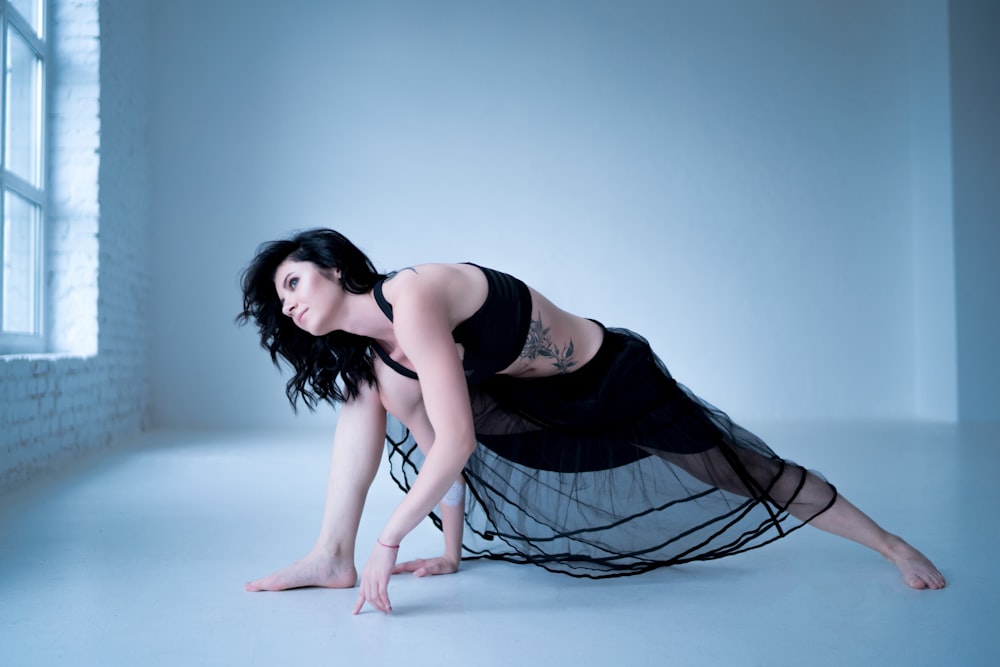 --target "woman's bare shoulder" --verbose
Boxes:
[384,263,483,297]
[382,263,487,322]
